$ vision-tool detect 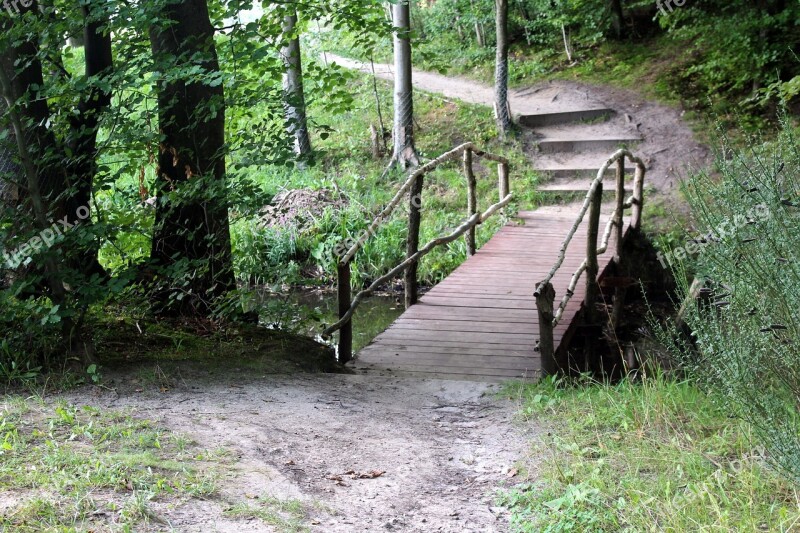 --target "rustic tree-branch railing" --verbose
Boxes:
[322,142,511,362]
[534,148,646,374]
